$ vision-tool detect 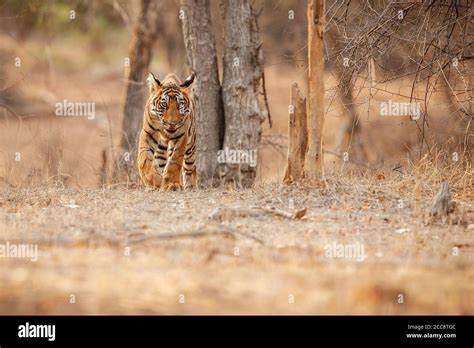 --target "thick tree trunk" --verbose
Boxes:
[221,0,265,188]
[305,0,326,180]
[118,0,162,180]
[284,83,308,184]
[180,0,224,187]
